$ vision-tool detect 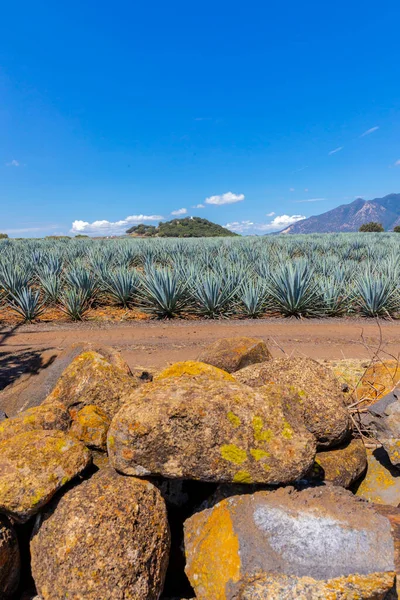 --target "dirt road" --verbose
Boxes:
[2,318,400,374]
